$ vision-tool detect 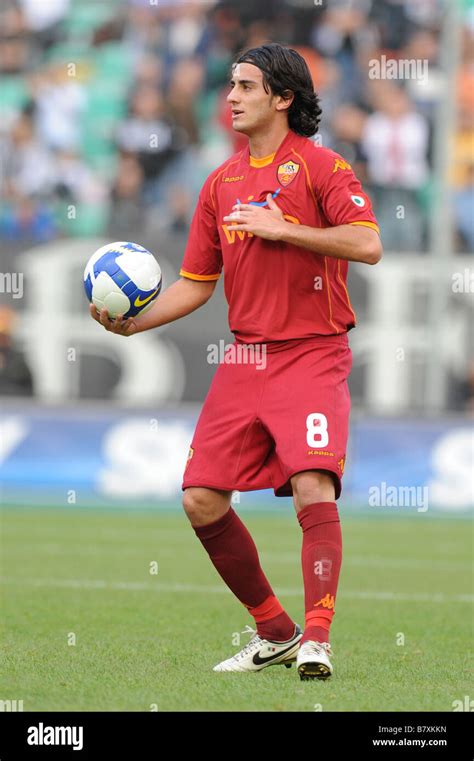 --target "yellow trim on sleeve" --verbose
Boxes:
[349,221,380,233]
[180,269,221,281]
[249,152,275,168]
